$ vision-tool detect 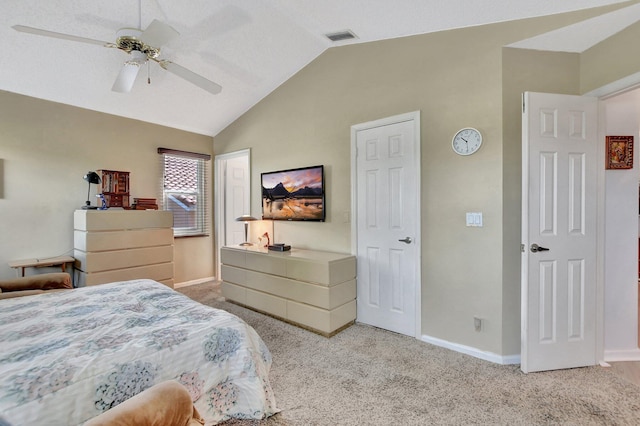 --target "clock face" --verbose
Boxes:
[452,128,482,156]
